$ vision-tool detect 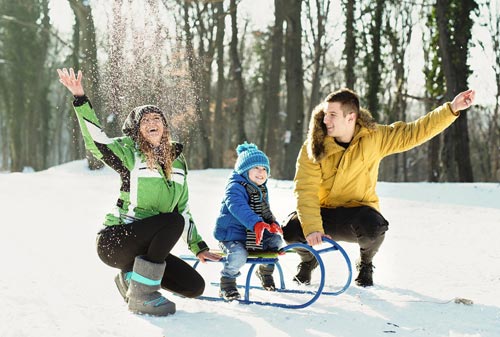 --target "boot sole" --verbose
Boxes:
[114,274,129,303]
[128,301,176,316]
